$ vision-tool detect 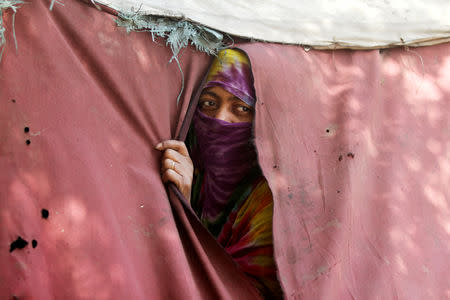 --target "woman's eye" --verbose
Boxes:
[199,100,217,110]
[236,105,253,113]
